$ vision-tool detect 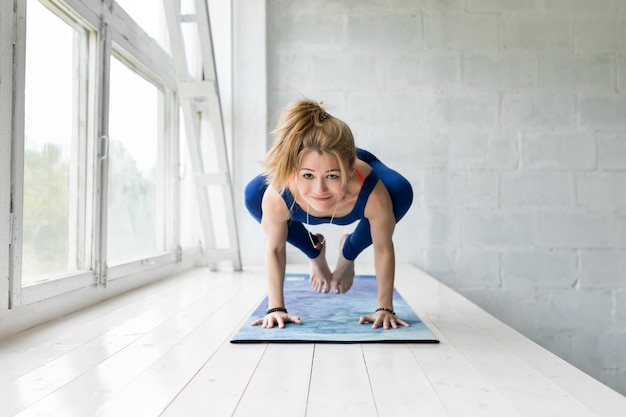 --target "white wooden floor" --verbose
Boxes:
[0,264,625,417]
